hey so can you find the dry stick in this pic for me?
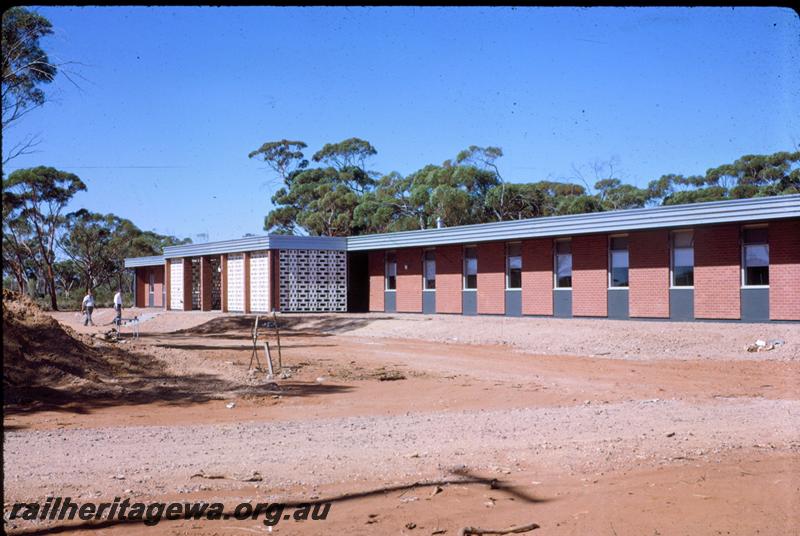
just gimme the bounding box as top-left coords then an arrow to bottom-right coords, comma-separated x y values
249,315 -> 262,370
458,523 -> 540,536
263,341 -> 275,378
273,311 -> 282,369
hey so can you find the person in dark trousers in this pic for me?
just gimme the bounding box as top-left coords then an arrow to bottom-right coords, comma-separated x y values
81,290 -> 95,326
113,289 -> 123,326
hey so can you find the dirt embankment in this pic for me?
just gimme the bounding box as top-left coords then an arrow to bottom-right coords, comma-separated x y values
2,290 -> 160,406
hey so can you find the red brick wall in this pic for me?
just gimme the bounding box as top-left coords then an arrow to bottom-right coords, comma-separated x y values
164,261 -> 171,310
436,245 -> 463,313
629,230 -> 670,318
572,235 -> 608,317
522,238 -> 553,315
396,248 -> 422,312
477,242 -> 505,315
368,251 -> 385,312
694,224 -> 740,319
769,219 -> 800,321
243,252 -> 251,314
220,254 -> 228,312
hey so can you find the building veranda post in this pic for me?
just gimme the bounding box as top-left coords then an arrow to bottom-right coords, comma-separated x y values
125,195 -> 800,323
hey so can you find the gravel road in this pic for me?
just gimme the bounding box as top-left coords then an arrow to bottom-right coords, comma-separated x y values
6,398 -> 799,501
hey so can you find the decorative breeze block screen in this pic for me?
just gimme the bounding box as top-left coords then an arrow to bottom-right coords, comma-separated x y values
190,258 -> 201,310
249,251 -> 270,312
227,253 -> 245,312
279,249 -> 347,312
169,260 -> 183,309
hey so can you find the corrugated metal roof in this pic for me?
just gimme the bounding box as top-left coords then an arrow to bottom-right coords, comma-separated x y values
345,194 -> 800,251
124,255 -> 164,268
160,234 -> 347,259
124,195 -> 800,265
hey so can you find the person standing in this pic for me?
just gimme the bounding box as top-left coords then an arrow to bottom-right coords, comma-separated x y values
81,290 -> 95,326
113,289 -> 123,326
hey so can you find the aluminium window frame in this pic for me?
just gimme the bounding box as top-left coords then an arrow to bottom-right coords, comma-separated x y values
607,234 -> 630,290
669,228 -> 695,289
463,245 -> 478,291
505,241 -> 523,290
553,238 -> 573,290
385,250 -> 397,292
422,248 -> 436,292
740,224 -> 770,289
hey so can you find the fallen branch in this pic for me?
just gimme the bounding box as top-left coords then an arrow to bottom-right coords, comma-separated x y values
458,522 -> 540,536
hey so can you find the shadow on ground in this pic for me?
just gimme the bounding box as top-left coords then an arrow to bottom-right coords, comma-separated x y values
9,468 -> 550,535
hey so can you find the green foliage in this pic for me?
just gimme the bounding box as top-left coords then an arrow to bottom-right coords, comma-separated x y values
3,166 -> 86,309
2,7 -> 57,128
253,140 -> 799,236
247,139 -> 308,180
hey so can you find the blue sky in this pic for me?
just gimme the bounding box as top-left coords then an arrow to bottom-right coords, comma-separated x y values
5,6 -> 798,241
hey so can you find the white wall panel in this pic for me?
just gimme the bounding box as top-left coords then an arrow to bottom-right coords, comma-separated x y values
169,260 -> 184,310
227,253 -> 245,312
249,251 -> 270,312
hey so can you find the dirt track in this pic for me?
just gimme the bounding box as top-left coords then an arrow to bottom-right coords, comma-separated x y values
4,310 -> 800,535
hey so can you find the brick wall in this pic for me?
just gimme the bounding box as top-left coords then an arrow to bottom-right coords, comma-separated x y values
436,245 -> 463,313
629,230 -> 670,318
694,224 -> 740,319
396,247 -> 422,312
521,238 -> 553,315
164,261 -> 171,310
368,251 -> 384,312
769,219 -> 800,321
477,242 -> 505,315
572,235 -> 608,317
243,252 -> 251,314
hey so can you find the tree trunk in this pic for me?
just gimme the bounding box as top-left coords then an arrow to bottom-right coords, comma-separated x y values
45,260 -> 58,310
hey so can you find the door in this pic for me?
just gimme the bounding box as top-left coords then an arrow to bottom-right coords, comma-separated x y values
148,271 -> 155,307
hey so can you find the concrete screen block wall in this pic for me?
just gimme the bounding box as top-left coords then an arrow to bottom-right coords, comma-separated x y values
368,251 -> 385,312
435,245 -> 463,314
477,242 -> 505,315
200,257 -> 213,311
572,234 -> 608,317
769,219 -> 800,320
249,250 -> 271,312
694,224 -> 740,319
278,249 -> 347,312
182,258 -> 193,311
522,238 -> 553,316
169,260 -> 184,310
396,247 -> 422,313
629,230 -> 670,318
227,253 -> 245,312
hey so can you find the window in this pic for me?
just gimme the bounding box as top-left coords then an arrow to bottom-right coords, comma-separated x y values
555,239 -> 572,288
423,249 -> 436,290
506,242 -> 522,289
742,227 -> 769,286
463,246 -> 478,289
385,251 -> 397,290
671,230 -> 694,287
609,236 -> 629,288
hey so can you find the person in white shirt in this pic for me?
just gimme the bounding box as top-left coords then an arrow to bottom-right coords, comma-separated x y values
81,290 -> 95,326
113,289 -> 123,326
